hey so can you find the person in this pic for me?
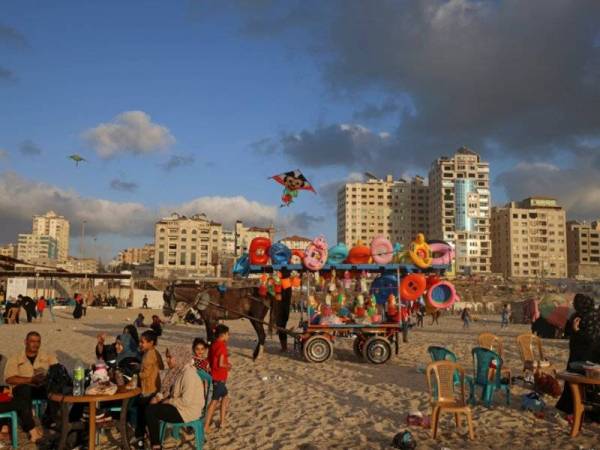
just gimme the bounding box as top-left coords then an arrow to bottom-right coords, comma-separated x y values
461,307 -> 471,328
192,338 -> 210,374
150,315 -> 163,337
400,304 -> 410,343
4,331 -> 58,427
0,386 -> 43,443
430,309 -> 441,325
134,313 -> 145,328
145,346 -> 205,450
500,304 -> 510,328
47,297 -> 56,322
142,295 -> 149,309
134,330 -> 164,449
205,324 -> 231,432
416,303 -> 425,328
18,295 -> 37,323
36,296 -> 46,322
275,269 -> 293,352
96,325 -> 140,367
115,334 -> 141,377
73,293 -> 83,319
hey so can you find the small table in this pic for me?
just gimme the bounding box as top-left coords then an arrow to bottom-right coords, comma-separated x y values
49,387 -> 140,450
556,371 -> 600,437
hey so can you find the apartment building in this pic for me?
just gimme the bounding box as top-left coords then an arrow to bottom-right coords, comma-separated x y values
429,147 -> 491,274
0,244 -> 16,258
491,197 -> 567,279
221,229 -> 236,255
119,244 -> 155,265
337,175 -> 429,248
234,221 -> 275,257
566,220 -> 600,279
57,257 -> 99,274
17,234 -> 58,263
154,213 -> 223,279
32,211 -> 70,261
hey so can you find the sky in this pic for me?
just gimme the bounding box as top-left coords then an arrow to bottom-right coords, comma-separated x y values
1,0 -> 599,262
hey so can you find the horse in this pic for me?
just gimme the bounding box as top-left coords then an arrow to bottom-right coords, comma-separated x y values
163,282 -> 287,360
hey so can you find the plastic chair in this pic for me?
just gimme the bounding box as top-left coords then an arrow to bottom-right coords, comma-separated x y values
427,346 -> 457,362
0,410 -> 18,449
426,360 -> 475,440
469,347 -> 510,407
477,333 -> 512,384
32,399 -> 45,417
159,371 -> 212,450
516,334 -> 554,376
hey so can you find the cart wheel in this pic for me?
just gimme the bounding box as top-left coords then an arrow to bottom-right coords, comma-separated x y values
362,336 -> 392,364
303,335 -> 334,363
353,336 -> 365,358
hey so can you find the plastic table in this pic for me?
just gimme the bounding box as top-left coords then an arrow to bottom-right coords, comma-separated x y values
556,371 -> 600,437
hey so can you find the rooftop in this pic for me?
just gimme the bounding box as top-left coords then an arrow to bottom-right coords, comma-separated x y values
281,235 -> 311,242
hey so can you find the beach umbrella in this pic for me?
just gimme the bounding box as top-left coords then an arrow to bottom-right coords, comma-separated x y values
546,305 -> 574,329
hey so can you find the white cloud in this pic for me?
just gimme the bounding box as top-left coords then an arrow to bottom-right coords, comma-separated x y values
83,111 -> 175,158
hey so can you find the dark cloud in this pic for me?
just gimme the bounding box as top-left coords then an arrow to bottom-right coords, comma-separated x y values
19,139 -> 41,156
250,137 -> 277,155
0,24 -> 29,49
352,98 -> 400,121
318,172 -> 365,207
161,154 -> 195,171
110,178 -> 139,193
0,66 -> 16,82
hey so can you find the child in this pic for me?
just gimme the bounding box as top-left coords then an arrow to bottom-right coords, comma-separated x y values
192,338 -> 210,374
135,330 -> 164,448
205,324 -> 231,432
36,296 -> 46,321
134,313 -> 145,328
150,315 -> 163,337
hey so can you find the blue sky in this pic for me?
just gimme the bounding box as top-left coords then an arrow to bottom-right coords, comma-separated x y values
1,1 -> 599,261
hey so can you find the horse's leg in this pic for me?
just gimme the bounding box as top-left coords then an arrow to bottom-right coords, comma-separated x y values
277,288 -> 292,352
250,315 -> 266,360
204,315 -> 214,343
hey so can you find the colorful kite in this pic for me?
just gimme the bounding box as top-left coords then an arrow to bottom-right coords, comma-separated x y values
270,169 -> 316,207
68,154 -> 86,167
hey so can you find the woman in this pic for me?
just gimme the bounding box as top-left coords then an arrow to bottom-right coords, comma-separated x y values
556,294 -> 599,414
96,325 -> 140,367
145,346 -> 205,449
115,334 -> 141,378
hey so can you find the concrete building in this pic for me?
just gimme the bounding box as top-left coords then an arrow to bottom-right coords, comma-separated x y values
491,197 -> 567,279
119,244 -> 155,265
0,244 -> 16,258
280,235 -> 312,250
220,229 -> 236,255
57,257 -> 99,274
429,147 -> 491,274
153,213 -> 223,279
234,221 -> 275,257
337,174 -> 429,248
32,211 -> 70,261
17,234 -> 58,263
566,220 -> 600,279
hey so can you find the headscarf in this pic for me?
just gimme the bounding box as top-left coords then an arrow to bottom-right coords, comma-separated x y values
159,345 -> 192,398
573,293 -> 595,316
116,334 -> 140,363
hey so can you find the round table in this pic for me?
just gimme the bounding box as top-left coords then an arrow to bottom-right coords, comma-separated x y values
556,371 -> 600,437
49,387 -> 141,450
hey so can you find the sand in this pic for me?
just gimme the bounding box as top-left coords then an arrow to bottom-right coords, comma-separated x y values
1,307 -> 599,450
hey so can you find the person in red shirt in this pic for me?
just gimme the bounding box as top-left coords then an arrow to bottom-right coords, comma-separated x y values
205,324 -> 231,433
36,296 -> 46,322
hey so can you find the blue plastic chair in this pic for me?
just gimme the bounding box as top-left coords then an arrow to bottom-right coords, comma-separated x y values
427,346 -> 457,362
0,410 -> 18,449
32,399 -> 45,417
159,371 -> 212,450
469,347 -> 510,407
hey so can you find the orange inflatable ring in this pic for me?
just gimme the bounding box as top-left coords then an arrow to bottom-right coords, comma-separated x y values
400,274 -> 426,301
249,237 -> 271,265
291,249 -> 305,264
371,236 -> 393,264
347,243 -> 372,264
408,233 -> 432,269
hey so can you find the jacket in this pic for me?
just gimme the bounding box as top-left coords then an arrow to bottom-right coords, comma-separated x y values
165,364 -> 205,423
140,348 -> 164,395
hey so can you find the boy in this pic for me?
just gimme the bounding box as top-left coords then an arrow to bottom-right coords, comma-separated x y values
205,324 -> 231,432
135,330 -> 164,448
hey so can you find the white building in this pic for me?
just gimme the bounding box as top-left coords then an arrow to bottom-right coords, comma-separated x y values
17,234 -> 58,263
32,211 -> 70,261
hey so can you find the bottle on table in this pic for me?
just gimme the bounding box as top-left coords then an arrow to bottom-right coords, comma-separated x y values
73,360 -> 85,396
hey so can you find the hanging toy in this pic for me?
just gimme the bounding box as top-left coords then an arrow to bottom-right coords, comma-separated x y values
360,271 -> 368,293
325,294 -> 332,307
354,294 -> 366,318
258,274 -> 268,297
343,270 -> 352,290
387,294 -> 399,321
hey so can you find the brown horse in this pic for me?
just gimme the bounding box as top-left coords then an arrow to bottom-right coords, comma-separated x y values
162,282 -> 278,359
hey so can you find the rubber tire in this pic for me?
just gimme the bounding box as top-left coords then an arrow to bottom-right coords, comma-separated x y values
303,335 -> 334,363
353,337 -> 365,358
362,336 -> 392,364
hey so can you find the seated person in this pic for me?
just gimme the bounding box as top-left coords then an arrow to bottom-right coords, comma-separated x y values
150,315 -> 163,337
96,324 -> 140,368
145,346 -> 205,450
114,334 -> 141,379
134,314 -> 145,328
0,386 -> 43,443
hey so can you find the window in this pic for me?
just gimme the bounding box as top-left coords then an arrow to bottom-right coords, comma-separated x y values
158,252 -> 164,265
180,253 -> 186,265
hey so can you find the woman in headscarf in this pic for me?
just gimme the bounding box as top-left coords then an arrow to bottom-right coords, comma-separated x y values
556,293 -> 599,414
145,345 -> 205,449
115,334 -> 141,378
96,324 -> 141,368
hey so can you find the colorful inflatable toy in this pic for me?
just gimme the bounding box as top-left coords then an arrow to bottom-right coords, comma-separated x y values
327,243 -> 349,265
249,237 -> 271,265
269,242 -> 292,266
428,240 -> 454,266
290,249 -> 305,264
400,273 -> 427,302
303,236 -> 328,271
233,253 -> 250,276
371,236 -> 393,264
426,280 -> 457,309
408,233 -> 432,269
347,241 -> 372,264
370,274 -> 398,305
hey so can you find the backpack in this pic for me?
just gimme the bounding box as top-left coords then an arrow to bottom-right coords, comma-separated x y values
46,363 -> 73,395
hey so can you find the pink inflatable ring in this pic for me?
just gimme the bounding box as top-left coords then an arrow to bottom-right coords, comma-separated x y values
426,281 -> 457,309
303,236 -> 328,271
428,241 -> 454,266
371,236 -> 393,265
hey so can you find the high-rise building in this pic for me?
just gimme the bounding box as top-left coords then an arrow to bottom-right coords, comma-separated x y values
566,220 -> 600,279
32,211 -> 70,261
220,229 -> 236,255
154,213 -> 223,279
491,197 -> 567,279
118,244 -> 155,265
0,244 -> 16,258
234,221 -> 275,257
337,175 -> 429,248
429,147 -> 491,274
17,234 -> 58,263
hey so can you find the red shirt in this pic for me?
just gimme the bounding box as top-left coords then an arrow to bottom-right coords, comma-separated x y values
37,299 -> 46,311
209,339 -> 229,382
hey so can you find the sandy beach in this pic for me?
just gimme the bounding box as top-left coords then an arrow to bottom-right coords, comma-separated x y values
1,307 -> 599,450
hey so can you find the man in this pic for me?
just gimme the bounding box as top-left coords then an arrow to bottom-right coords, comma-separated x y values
142,295 -> 149,309
5,331 -> 58,423
18,294 -> 37,323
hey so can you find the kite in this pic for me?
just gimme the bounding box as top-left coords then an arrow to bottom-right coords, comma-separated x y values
270,169 -> 316,207
68,154 -> 86,167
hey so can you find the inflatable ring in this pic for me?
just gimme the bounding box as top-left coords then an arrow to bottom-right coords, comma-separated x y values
408,233 -> 432,268
400,274 -> 426,301
347,242 -> 372,264
426,281 -> 457,309
327,243 -> 349,265
269,242 -> 292,266
249,237 -> 271,265
428,240 -> 454,266
303,236 -> 328,271
290,249 -> 305,264
371,236 -> 393,264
